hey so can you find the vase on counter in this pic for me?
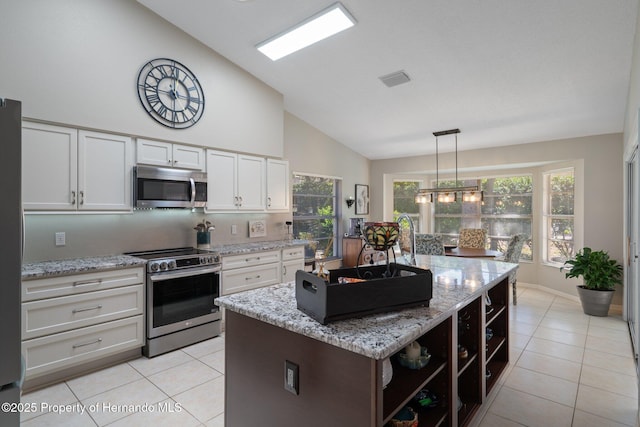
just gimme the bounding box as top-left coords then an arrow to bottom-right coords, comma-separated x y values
197,231 -> 211,250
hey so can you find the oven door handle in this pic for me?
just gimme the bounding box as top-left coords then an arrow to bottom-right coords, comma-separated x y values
149,266 -> 221,282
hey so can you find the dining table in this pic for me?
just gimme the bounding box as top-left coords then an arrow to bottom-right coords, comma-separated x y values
444,246 -> 503,258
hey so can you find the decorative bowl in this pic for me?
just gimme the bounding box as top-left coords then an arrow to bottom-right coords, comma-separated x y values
397,351 -> 431,370
364,222 -> 400,250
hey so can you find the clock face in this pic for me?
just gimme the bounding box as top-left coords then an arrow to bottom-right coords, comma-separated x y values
137,58 -> 205,129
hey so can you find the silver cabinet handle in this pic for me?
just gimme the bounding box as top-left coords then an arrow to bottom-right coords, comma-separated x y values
79,191 -> 84,205
283,266 -> 287,275
71,190 -> 76,205
72,304 -> 102,314
267,196 -> 272,207
245,275 -> 261,280
72,338 -> 102,349
73,279 -> 103,287
245,256 -> 260,262
238,196 -> 243,206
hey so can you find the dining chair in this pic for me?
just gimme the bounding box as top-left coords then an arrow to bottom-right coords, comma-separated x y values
499,234 -> 528,305
415,233 -> 445,255
457,228 -> 487,249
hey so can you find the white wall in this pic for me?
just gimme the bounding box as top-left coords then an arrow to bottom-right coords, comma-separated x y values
284,112 -> 370,235
0,0 -> 283,157
371,133 -> 624,301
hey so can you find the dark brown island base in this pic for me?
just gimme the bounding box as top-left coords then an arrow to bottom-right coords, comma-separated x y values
216,255 -> 517,427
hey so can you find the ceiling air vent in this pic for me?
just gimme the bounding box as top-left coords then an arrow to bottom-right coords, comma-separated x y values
379,70 -> 411,88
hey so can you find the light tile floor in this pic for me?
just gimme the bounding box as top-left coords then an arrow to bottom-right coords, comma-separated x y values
474,287 -> 639,427
19,287 -> 639,426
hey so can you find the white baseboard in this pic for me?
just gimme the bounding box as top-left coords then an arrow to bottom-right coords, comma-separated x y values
516,282 -> 623,315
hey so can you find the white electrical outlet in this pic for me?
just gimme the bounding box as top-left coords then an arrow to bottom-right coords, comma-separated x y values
55,232 -> 66,246
231,224 -> 237,235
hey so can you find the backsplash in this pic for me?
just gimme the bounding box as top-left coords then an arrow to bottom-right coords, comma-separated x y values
24,210 -> 292,263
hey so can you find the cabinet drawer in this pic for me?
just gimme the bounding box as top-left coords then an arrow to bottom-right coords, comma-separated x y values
222,250 -> 281,270
22,285 -> 144,340
22,316 -> 143,379
222,263 -> 281,295
282,246 -> 305,261
22,267 -> 144,301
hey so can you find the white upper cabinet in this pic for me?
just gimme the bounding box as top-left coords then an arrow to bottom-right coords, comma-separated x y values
266,159 -> 290,211
237,154 -> 265,210
23,122 -> 78,210
78,131 -> 133,211
22,122 -> 132,211
206,150 -> 265,211
136,138 -> 204,171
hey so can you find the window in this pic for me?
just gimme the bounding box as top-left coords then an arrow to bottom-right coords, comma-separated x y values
433,176 -> 533,260
292,174 -> 341,259
543,168 -> 574,265
393,180 -> 421,230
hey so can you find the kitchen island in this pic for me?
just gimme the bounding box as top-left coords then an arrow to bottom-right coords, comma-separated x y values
215,255 -> 517,427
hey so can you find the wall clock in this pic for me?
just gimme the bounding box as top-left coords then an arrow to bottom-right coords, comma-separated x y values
137,58 -> 205,129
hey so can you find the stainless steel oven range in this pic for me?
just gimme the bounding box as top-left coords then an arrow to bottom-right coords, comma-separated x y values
125,247 -> 221,357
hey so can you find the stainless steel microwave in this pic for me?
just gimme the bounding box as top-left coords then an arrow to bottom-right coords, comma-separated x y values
134,165 -> 207,209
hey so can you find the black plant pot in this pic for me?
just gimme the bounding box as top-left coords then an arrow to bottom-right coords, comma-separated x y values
576,286 -> 614,317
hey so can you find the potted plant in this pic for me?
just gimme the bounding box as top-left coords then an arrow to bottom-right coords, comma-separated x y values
561,247 -> 623,316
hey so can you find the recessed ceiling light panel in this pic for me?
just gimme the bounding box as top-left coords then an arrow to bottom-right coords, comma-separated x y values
256,2 -> 356,61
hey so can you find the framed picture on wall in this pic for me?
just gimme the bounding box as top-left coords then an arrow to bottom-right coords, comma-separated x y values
355,184 -> 369,215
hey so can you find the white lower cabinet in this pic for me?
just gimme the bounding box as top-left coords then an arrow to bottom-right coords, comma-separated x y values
21,267 -> 144,380
22,285 -> 144,340
221,247 -> 306,294
281,246 -> 304,282
221,250 -> 281,295
22,316 -> 143,379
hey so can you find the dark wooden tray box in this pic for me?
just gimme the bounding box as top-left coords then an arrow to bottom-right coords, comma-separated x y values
295,263 -> 432,324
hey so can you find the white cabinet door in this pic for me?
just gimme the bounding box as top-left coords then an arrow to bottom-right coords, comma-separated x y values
206,150 -> 238,210
22,122 -> 78,210
172,145 -> 204,170
79,131 -> 132,211
282,259 -> 304,283
266,159 -> 289,211
237,154 -> 265,210
137,139 -> 204,170
206,150 -> 265,211
136,139 -> 172,167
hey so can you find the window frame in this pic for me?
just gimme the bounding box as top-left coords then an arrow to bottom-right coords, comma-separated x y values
432,175 -> 534,261
291,172 -> 342,261
542,167 -> 575,266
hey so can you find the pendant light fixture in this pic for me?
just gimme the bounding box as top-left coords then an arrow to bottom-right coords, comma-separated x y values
414,129 -> 483,204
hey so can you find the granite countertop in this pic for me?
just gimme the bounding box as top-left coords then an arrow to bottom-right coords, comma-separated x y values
21,239 -> 308,280
22,255 -> 147,280
211,239 -> 307,256
215,255 -> 517,360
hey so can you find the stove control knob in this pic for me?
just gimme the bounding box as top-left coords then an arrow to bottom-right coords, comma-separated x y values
149,262 -> 159,272
168,260 -> 177,270
207,256 -> 214,264
159,261 -> 168,271
213,255 -> 220,263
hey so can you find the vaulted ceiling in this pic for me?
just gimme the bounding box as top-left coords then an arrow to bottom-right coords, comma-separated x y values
138,0 -> 638,160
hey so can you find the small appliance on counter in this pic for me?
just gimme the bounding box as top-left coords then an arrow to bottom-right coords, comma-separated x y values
348,217 -> 364,236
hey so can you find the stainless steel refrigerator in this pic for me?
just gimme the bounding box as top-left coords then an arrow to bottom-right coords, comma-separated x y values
0,98 -> 23,426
